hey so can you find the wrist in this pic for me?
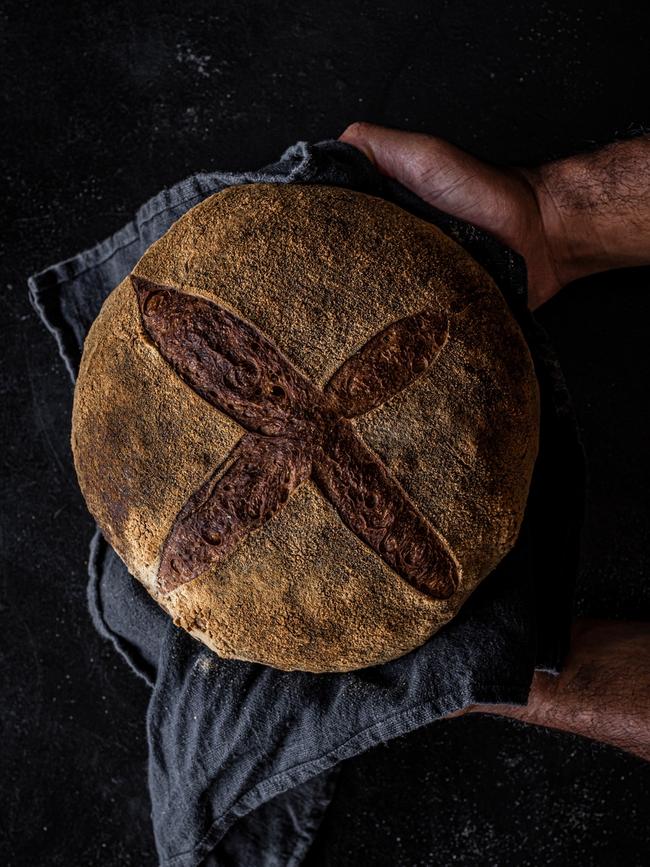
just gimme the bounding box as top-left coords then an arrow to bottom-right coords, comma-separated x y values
521,136 -> 650,287
519,161 -> 611,287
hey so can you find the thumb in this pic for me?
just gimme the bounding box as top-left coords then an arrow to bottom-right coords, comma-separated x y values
339,122 -> 514,236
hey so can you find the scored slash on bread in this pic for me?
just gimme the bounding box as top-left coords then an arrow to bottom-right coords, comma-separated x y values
132,274 -> 460,600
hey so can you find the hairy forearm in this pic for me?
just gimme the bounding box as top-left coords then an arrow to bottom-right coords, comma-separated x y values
523,136 -> 650,286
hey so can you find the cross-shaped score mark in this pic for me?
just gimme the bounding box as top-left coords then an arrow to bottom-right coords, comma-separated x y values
132,275 -> 460,600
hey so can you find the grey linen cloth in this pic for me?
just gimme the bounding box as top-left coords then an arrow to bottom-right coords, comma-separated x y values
28,140 -> 585,867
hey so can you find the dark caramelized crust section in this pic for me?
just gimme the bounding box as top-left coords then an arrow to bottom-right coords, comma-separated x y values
313,422 -> 458,599
132,275 -> 460,598
133,276 -> 329,438
158,433 -> 313,592
325,307 -> 449,417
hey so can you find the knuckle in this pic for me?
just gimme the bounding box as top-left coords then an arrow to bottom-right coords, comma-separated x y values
342,121 -> 370,139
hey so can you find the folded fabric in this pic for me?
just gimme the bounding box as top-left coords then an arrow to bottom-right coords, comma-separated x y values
28,140 -> 585,867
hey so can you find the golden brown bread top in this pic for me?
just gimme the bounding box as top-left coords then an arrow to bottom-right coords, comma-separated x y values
71,183 -> 540,672
133,275 -> 459,600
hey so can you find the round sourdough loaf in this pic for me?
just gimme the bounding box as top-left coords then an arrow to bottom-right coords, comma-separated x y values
71,183 -> 539,672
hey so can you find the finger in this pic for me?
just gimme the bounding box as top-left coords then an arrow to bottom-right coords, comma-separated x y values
339,122 -> 513,234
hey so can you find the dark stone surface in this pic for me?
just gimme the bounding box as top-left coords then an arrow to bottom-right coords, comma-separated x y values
1,1 -> 648,864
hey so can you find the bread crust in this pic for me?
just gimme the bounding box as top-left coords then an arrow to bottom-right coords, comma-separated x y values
71,183 -> 539,672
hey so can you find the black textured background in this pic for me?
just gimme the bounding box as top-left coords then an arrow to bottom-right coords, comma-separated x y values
2,2 -> 650,865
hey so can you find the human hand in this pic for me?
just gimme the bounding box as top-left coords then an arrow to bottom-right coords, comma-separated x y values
339,122 -> 561,309
469,619 -> 650,763
339,123 -> 650,309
